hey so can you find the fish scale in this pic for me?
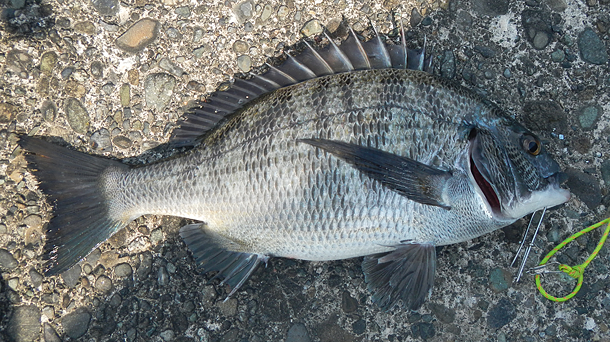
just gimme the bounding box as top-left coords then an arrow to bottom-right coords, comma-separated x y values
19,27 -> 569,310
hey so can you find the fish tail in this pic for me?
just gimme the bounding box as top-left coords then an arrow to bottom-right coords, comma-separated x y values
18,136 -> 130,276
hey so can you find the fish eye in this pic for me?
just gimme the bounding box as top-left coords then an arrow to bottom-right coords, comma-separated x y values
522,135 -> 541,155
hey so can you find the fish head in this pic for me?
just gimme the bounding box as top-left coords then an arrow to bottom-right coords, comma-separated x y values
468,118 -> 570,222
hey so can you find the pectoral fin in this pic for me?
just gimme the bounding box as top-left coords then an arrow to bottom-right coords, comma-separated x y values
180,224 -> 268,296
299,139 -> 452,209
362,242 -> 437,310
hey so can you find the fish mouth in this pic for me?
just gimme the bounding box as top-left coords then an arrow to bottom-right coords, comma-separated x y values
470,153 -> 501,213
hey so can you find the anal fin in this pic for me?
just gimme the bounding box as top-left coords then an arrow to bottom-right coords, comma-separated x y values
362,243 -> 436,310
179,224 -> 268,296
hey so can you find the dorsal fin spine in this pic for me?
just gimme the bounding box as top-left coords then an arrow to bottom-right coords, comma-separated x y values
324,32 -> 354,71
302,40 -> 334,75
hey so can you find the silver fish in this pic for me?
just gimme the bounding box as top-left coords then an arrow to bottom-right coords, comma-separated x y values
19,26 -> 570,310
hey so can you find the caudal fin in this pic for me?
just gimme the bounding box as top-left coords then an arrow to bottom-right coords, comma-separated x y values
18,136 -> 129,276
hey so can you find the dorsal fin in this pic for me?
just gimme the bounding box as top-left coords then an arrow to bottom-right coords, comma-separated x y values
170,23 -> 432,147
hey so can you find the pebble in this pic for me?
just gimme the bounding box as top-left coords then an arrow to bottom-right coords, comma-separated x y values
91,129 -> 112,151
578,27 -> 609,65
234,0 -> 254,22
43,323 -> 61,342
487,298 -> 516,329
7,305 -> 40,342
160,330 -> 175,341
113,135 -> 132,149
95,275 -> 113,293
61,265 -> 81,288
175,6 -> 191,17
286,323 -> 311,342
120,83 -> 130,107
411,322 -> 435,339
159,58 -> 185,77
42,306 -> 54,319
166,27 -> 182,41
301,19 -> 323,37
217,297 -> 237,316
144,73 -> 176,111
488,267 -> 511,292
236,55 -> 252,72
565,168 -> 601,209
0,224 -> 6,234
474,46 -> 496,58
158,266 -> 169,286
522,9 -> 553,50
23,214 -> 42,228
0,103 -> 17,123
232,40 -> 248,54
91,0 -> 119,16
522,101 -> 568,133
39,51 -> 58,74
578,104 -> 601,130
5,50 -> 31,78
472,0 -> 508,16
91,60 -> 104,79
0,249 -> 18,270
8,277 -> 19,290
428,303 -> 456,324
41,100 -> 57,121
29,268 -> 43,287
62,308 -> 91,339
115,263 -> 133,277
352,319 -> 366,335
64,97 -> 90,134
341,291 -> 358,313
601,160 -> 610,185
61,66 -> 74,79
137,251 -> 153,279
116,18 -> 160,53
260,4 -> 272,21
74,21 -> 96,35
546,227 -> 561,243
551,49 -> 565,62
410,7 -> 423,26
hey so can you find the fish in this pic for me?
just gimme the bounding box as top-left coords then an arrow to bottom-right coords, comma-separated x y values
18,24 -> 570,310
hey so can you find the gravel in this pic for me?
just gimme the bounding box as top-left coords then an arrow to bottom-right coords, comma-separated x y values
2,0 -> 610,341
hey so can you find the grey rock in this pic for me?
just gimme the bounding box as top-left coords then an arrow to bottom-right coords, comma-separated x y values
137,251 -> 153,279
474,46 -> 496,58
43,323 -> 61,342
159,58 -> 185,77
113,135 -> 132,149
61,66 -> 74,79
95,274 -> 113,293
115,263 -> 133,277
175,6 -> 191,18
0,249 -> 18,270
429,303 -> 456,323
236,55 -> 252,72
578,27 -> 608,65
234,0 -> 254,22
577,104 -> 602,130
286,323 -> 311,342
440,50 -> 456,79
487,298 -> 516,328
601,159 -> 610,185
341,291 -> 358,313
547,0 -> 567,11
7,305 -> 40,342
5,50 -> 32,78
488,267 -> 511,292
546,227 -> 561,243
158,266 -> 169,286
61,264 -> 81,288
301,19 -> 323,37
23,214 -> 42,227
411,322 -> 435,339
91,129 -> 112,151
565,168 -> 602,209
91,0 -> 119,16
522,101 -> 568,133
551,49 -> 565,62
522,9 -> 553,50
40,51 -> 58,74
41,100 -> 57,121
166,27 -> 183,41
144,73 -> 176,111
352,319 -> 366,335
91,60 -> 104,79
30,268 -> 43,287
473,0 -> 509,16
232,40 -> 248,54
64,98 -> 90,134
410,7 -> 423,27
62,307 -> 91,339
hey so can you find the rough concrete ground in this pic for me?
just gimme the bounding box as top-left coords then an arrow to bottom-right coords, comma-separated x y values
1,0 -> 610,341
